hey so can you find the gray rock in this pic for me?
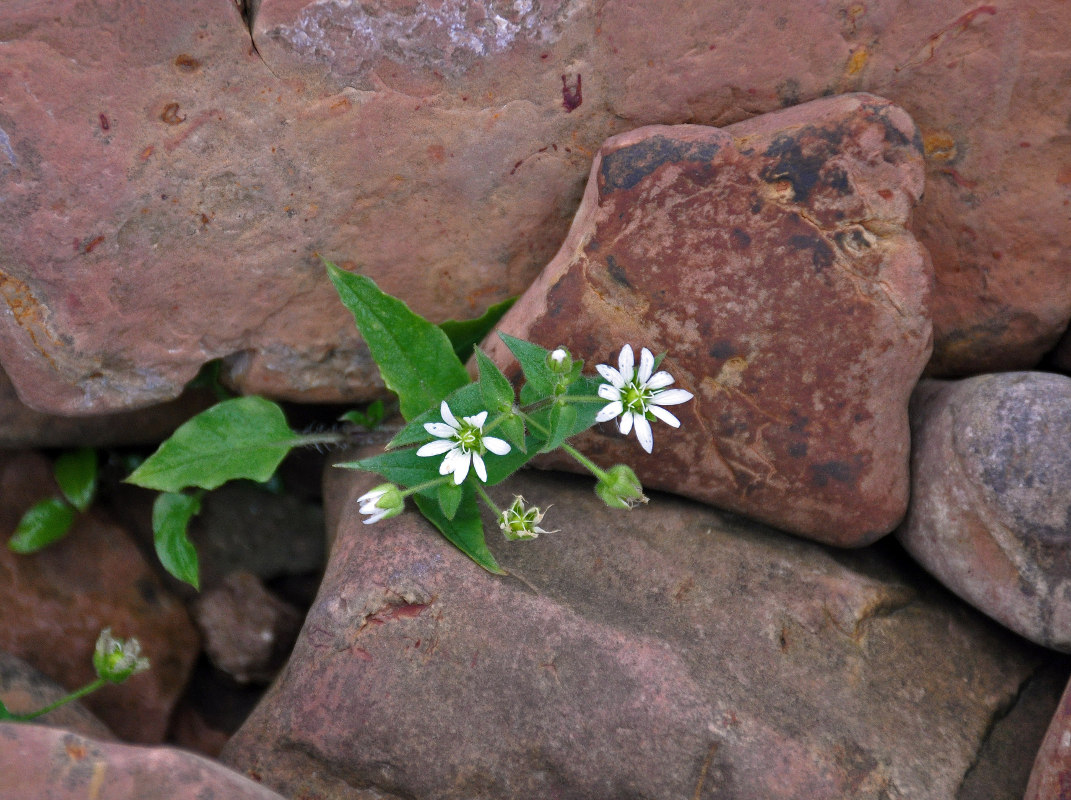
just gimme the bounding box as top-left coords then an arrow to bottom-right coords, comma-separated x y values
0,651 -> 114,740
221,466 -> 1046,799
897,373 -> 1071,651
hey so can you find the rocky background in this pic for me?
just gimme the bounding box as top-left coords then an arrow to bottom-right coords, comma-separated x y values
1,1 -> 1070,798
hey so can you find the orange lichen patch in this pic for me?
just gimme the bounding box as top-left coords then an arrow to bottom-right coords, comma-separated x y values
0,271 -> 61,366
846,48 -> 869,76
923,131 -> 957,161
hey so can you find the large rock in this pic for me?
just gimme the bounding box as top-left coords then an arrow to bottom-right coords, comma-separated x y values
221,466 -> 1047,799
0,452 -> 200,742
0,723 -> 288,800
897,373 -> 1071,652
0,1 -> 1068,414
487,93 -> 930,546
0,651 -> 114,740
1026,674 -> 1071,800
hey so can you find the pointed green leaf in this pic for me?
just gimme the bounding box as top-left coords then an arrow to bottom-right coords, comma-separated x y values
8,498 -> 76,554
541,402 -> 578,453
54,448 -> 97,512
438,296 -> 517,363
152,492 -> 202,589
496,413 -> 527,454
125,396 -> 299,492
340,399 -> 385,429
0,699 -> 14,720
475,347 -> 515,413
413,491 -> 504,574
437,481 -> 463,520
326,261 -> 468,420
498,333 -> 556,398
385,382 -> 483,449
336,447 -> 445,494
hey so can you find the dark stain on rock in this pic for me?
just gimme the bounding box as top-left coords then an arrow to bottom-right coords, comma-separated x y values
789,234 -> 835,272
605,255 -> 631,287
599,136 -> 722,194
174,54 -> 201,73
730,228 -> 751,249
826,165 -> 851,194
160,103 -> 186,125
561,74 -> 582,112
835,228 -> 871,253
787,442 -> 808,458
777,78 -> 801,107
809,459 -> 859,487
760,133 -> 830,202
709,339 -> 737,359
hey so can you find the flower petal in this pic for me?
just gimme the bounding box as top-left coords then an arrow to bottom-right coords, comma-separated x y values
619,411 -> 634,436
466,411 -> 488,428
596,363 -> 625,388
424,422 -> 456,438
646,371 -> 675,390
638,347 -> 654,383
440,400 -> 459,429
618,344 -> 635,382
595,401 -> 623,423
472,452 -> 487,482
483,436 -> 511,455
363,507 -> 389,524
633,414 -> 654,453
439,448 -> 461,476
417,439 -> 456,457
650,404 -> 681,427
452,450 -> 473,484
598,383 -> 621,401
652,388 -> 694,406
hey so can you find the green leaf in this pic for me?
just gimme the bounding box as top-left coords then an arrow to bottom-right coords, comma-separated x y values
542,402 -> 578,453
498,333 -> 556,399
8,498 -> 76,554
326,261 -> 469,420
0,699 -> 14,721
386,382 -> 484,450
125,396 -> 299,492
336,446 -> 445,495
340,399 -> 385,429
475,347 -> 515,413
438,296 -> 517,364
437,482 -> 463,520
413,491 -> 504,574
152,492 -> 202,589
53,448 -> 97,512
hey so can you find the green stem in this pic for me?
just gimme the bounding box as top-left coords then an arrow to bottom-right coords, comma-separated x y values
6,677 -> 108,722
473,483 -> 503,518
520,410 -> 551,437
561,443 -> 609,482
400,476 -> 452,498
292,432 -> 348,447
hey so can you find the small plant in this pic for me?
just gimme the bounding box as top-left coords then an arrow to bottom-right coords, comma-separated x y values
8,448 -> 97,555
0,628 -> 149,723
123,260 -> 692,581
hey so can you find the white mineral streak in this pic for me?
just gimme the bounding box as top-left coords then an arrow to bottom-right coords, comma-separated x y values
272,0 -> 570,78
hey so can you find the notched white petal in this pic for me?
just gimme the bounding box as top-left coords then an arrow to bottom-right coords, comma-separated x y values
652,388 -> 693,406
598,383 -> 620,401
638,347 -> 654,383
440,401 -> 459,428
472,452 -> 488,482
619,412 -> 634,436
466,411 -> 488,427
650,404 -> 681,427
596,364 -> 625,388
483,436 -> 512,455
618,344 -> 635,381
417,439 -> 456,457
646,371 -> 675,390
452,450 -> 472,484
424,422 -> 456,438
595,401 -> 623,423
633,415 -> 654,453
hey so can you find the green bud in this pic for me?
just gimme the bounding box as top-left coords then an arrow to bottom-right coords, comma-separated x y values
546,347 -> 573,375
595,464 -> 648,510
498,495 -> 554,540
357,483 -> 405,524
93,628 -> 150,684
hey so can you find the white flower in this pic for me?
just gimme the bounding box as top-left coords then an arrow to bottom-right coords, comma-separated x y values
498,495 -> 555,540
356,483 -> 404,524
594,344 -> 694,453
93,628 -> 150,683
416,401 -> 512,484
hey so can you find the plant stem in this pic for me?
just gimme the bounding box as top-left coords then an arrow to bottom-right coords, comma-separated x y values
401,476 -> 452,498
292,432 -> 348,448
5,677 -> 108,722
474,483 -> 503,517
561,443 -> 609,482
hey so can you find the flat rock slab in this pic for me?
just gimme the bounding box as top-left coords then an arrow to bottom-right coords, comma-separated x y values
0,652 -> 114,740
1026,674 -> 1071,800
0,452 -> 200,742
0,723 -> 287,800
487,93 -> 930,546
897,373 -> 1071,651
221,466 -> 1045,800
0,1 -> 1069,414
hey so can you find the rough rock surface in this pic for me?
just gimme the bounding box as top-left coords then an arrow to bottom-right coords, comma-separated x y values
1026,674 -> 1071,800
193,571 -> 303,684
0,452 -> 200,742
487,93 -> 930,546
897,373 -> 1071,652
0,651 -> 114,740
1,1 -> 1068,414
221,466 -> 1045,800
0,723 -> 288,800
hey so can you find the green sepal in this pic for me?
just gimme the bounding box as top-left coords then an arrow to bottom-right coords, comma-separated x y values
152,492 -> 202,589
125,396 -> 299,492
437,481 -> 463,520
326,261 -> 468,421
53,448 -> 97,512
8,498 -> 76,554
413,491 -> 504,575
438,296 -> 517,364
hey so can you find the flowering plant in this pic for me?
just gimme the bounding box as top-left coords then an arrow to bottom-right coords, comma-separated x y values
125,261 -> 691,581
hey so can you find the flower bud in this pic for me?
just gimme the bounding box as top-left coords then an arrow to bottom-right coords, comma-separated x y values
93,628 -> 150,684
357,483 -> 405,524
546,347 -> 573,374
595,464 -> 648,509
498,495 -> 554,540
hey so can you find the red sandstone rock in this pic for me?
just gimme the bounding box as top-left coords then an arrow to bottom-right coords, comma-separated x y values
1026,676 -> 1071,800
896,374 -> 1071,652
0,651 -> 114,740
0,0 -> 1067,414
0,452 -> 200,742
220,464 -> 1045,800
486,93 -> 930,546
0,723 -> 288,800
